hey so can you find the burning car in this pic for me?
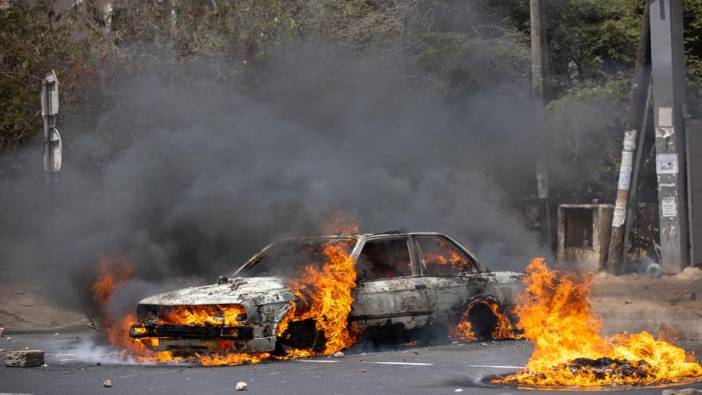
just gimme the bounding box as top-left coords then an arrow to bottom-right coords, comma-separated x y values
129,231 -> 522,355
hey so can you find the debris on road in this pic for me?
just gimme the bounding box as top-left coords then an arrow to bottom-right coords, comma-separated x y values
333,351 -> 344,358
4,350 -> 45,367
235,381 -> 248,391
103,379 -> 113,388
662,388 -> 702,395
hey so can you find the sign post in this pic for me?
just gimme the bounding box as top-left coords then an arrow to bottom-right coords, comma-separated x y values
41,70 -> 62,179
41,71 -> 61,267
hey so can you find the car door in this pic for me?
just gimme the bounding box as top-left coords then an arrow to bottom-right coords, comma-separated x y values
350,236 -> 433,330
412,234 -> 488,322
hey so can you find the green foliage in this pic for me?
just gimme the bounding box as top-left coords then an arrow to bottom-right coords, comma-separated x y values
546,80 -> 630,201
413,31 -> 530,95
3,0 -> 702,204
544,0 -> 642,80
684,0 -> 702,99
0,0 -> 89,148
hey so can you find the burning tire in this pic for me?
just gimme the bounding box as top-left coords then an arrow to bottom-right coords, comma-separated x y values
449,296 -> 515,342
275,319 -> 326,354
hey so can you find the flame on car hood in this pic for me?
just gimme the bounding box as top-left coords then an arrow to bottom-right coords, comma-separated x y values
138,277 -> 292,306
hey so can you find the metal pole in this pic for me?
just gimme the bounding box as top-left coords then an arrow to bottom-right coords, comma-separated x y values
530,0 -> 552,251
530,0 -> 548,103
42,79 -> 50,187
606,1 -> 651,273
649,0 -> 689,273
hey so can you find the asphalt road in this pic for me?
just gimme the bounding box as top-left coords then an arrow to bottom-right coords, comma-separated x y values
2,332 -> 702,395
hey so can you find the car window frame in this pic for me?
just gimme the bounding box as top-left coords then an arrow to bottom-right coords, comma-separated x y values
412,234 -> 481,276
354,235 -> 420,282
232,236 -> 361,277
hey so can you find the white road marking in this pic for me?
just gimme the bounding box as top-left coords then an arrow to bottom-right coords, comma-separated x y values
373,361 -> 433,366
295,359 -> 339,363
466,364 -> 524,369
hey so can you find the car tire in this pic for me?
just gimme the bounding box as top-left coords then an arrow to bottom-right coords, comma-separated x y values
452,295 -> 504,341
275,319 -> 326,355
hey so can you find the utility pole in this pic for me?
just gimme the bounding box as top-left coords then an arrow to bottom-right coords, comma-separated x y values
530,0 -> 548,103
606,1 -> 651,273
649,0 -> 689,273
530,0 -> 552,250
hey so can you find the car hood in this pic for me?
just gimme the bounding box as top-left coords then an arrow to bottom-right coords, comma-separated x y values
138,276 -> 292,306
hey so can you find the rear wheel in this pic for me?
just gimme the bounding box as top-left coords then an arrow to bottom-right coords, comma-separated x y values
450,297 -> 505,341
465,302 -> 498,340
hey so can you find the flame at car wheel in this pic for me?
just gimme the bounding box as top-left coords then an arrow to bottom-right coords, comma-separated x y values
449,299 -> 516,342
276,241 -> 359,356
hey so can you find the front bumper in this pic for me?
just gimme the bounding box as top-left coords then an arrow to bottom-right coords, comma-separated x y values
130,323 -> 277,353
130,323 -> 254,340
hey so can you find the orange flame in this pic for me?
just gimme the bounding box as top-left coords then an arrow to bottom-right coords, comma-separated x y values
449,320 -> 477,342
92,257 -> 267,365
493,257 -> 702,387
93,257 -> 134,305
160,305 -> 246,327
279,241 -> 358,355
422,238 -> 471,274
92,257 -> 143,356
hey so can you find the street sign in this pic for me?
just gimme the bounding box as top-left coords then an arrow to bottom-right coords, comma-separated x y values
43,128 -> 62,173
41,71 -> 59,118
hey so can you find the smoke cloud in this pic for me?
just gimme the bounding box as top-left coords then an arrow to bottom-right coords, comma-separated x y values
0,46 -> 548,308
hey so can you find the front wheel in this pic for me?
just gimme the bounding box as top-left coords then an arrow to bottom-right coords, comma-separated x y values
274,319 -> 326,355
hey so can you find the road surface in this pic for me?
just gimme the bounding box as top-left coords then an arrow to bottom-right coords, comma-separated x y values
1,331 -> 701,395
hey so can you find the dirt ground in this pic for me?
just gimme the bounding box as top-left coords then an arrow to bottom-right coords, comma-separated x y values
1,268 -> 701,340
0,283 -> 87,333
592,266 -> 702,341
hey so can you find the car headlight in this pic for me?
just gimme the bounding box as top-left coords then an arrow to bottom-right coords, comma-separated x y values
129,324 -> 149,337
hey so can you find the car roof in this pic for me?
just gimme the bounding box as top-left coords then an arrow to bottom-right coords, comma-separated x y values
235,231 -> 486,275
277,231 -> 448,241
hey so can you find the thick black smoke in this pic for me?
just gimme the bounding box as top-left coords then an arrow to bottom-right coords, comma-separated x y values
0,47 -> 547,308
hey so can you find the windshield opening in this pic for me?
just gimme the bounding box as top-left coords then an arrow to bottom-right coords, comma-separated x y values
236,238 -> 357,278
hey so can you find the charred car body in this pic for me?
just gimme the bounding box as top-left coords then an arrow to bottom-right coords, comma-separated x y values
130,231 -> 522,353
